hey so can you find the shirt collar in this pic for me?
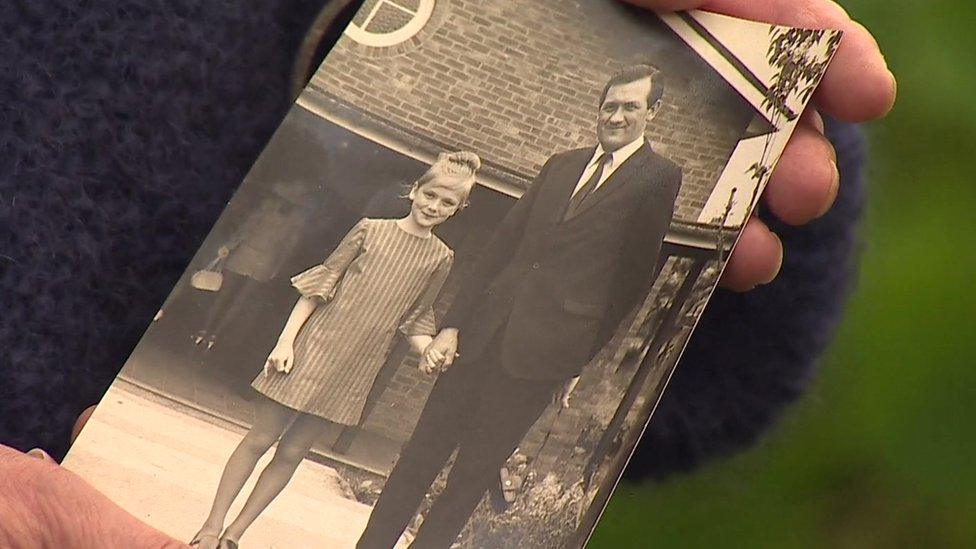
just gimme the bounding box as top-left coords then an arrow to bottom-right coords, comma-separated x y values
592,136 -> 646,170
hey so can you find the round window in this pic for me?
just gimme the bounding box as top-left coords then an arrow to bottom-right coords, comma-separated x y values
344,0 -> 436,48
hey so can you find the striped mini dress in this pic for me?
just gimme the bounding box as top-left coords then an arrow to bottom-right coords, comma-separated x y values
252,218 -> 453,425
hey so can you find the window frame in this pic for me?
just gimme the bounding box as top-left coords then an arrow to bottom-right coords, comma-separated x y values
343,0 -> 437,48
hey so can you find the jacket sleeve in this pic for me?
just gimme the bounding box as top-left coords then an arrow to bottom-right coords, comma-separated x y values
441,157 -> 554,328
290,218 -> 369,302
399,251 -> 455,337
595,163 -> 682,351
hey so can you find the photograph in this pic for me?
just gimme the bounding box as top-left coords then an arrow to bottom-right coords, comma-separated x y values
60,2 -> 839,547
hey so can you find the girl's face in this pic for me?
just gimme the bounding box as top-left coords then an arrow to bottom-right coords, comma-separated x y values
408,181 -> 466,228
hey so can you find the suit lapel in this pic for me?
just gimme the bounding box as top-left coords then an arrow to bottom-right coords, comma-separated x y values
566,143 -> 656,221
548,148 -> 596,226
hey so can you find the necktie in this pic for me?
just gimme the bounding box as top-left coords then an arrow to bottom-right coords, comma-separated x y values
564,152 -> 612,220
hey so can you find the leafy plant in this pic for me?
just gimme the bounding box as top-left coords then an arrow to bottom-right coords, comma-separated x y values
745,26 -> 842,211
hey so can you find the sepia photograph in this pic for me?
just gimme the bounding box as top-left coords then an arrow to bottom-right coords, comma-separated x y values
62,2 -> 839,547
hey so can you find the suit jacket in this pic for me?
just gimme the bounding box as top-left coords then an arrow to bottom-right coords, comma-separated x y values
442,143 -> 682,380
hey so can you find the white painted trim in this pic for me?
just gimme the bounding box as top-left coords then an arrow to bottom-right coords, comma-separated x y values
295,94 -> 526,199
344,0 -> 435,48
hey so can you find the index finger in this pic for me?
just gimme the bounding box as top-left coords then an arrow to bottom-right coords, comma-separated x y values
623,0 -> 896,122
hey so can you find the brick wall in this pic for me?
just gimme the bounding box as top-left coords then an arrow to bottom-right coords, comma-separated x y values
308,0 -> 752,222
301,0 -> 754,464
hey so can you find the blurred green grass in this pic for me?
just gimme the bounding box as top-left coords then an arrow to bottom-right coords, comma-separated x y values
592,2 -> 976,547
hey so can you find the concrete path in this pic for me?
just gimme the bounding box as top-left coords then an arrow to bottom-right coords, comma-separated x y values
63,384 -> 401,548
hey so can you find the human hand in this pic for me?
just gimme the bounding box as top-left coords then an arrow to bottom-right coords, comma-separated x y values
625,0 -> 896,291
554,376 -> 581,409
264,340 -> 295,375
408,336 -> 439,374
0,444 -> 187,549
424,328 -> 459,372
407,335 -> 434,356
418,353 -> 439,375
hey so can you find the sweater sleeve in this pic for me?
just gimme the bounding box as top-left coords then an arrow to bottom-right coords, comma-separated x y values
0,0 -> 867,478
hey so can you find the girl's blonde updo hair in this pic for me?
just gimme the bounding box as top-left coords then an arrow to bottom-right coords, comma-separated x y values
414,151 -> 481,205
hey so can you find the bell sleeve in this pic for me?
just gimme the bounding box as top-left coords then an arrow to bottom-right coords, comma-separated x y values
290,218 -> 369,302
399,251 -> 454,337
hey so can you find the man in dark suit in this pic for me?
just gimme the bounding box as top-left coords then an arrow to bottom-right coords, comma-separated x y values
357,64 -> 682,549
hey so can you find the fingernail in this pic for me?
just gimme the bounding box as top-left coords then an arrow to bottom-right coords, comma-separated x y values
762,229 -> 783,285
810,109 -> 825,134
824,137 -> 837,163
27,448 -> 55,462
887,68 -> 898,105
817,159 -> 840,218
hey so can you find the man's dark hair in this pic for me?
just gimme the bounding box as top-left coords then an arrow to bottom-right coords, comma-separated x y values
598,64 -> 664,108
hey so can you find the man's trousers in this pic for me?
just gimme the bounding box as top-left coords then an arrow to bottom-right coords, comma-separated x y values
357,339 -> 562,548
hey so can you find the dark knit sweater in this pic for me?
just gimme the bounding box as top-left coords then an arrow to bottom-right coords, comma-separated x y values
0,1 -> 865,480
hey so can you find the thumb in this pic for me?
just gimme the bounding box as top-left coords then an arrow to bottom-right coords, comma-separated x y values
1,446 -> 189,549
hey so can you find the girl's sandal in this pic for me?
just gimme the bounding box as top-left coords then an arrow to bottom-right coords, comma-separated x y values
219,537 -> 239,549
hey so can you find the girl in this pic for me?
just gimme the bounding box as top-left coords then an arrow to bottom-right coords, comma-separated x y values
191,151 -> 481,549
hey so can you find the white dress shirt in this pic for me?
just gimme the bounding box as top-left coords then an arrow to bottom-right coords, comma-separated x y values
570,137 -> 646,198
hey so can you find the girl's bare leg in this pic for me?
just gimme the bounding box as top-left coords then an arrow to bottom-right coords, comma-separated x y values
194,397 -> 296,547
220,412 -> 328,542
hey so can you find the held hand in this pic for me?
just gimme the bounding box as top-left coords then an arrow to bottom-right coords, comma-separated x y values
418,354 -> 437,375
625,0 -> 896,291
0,445 -> 188,548
426,329 -> 459,372
265,341 -> 295,376
407,336 -> 441,374
407,335 -> 434,356
424,347 -> 446,371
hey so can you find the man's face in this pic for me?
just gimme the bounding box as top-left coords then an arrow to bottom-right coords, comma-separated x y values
597,77 -> 656,152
